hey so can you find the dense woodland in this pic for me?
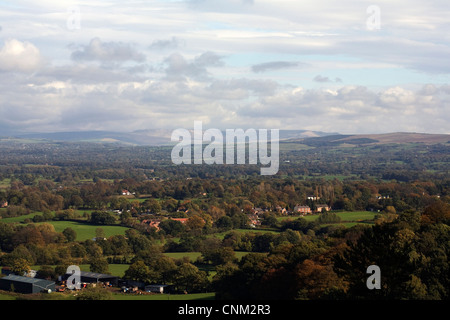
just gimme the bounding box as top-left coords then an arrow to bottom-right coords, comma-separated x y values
0,139 -> 449,299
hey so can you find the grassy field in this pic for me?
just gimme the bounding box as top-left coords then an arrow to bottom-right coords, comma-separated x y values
112,292 -> 215,300
0,290 -> 215,301
0,210 -> 93,224
0,212 -> 41,223
277,211 -> 377,224
37,220 -> 130,241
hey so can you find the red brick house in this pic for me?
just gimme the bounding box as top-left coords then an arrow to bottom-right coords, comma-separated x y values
293,205 -> 312,214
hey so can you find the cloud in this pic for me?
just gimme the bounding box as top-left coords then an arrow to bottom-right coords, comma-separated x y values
149,37 -> 183,51
71,37 -> 145,63
313,75 -> 343,83
0,39 -> 44,73
251,61 -> 300,73
163,51 -> 225,81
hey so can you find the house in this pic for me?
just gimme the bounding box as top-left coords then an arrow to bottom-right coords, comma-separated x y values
0,201 -> 7,208
170,218 -> 188,224
316,204 -> 331,213
293,205 -> 312,214
142,219 -> 161,231
307,196 -> 320,201
275,206 -> 287,215
252,207 -> 265,215
0,274 -> 55,294
122,190 -> 131,196
246,214 -> 261,228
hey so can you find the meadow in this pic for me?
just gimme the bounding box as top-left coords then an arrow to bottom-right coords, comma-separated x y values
39,220 -> 130,241
277,211 -> 377,224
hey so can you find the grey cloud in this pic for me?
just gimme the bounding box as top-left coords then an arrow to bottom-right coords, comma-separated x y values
313,75 -> 332,83
313,75 -> 343,83
164,51 -> 224,81
149,37 -> 183,51
251,61 -> 300,73
71,37 -> 145,63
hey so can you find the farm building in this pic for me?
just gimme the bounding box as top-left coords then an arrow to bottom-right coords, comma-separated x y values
63,271 -> 119,286
0,274 -> 55,294
145,284 -> 171,294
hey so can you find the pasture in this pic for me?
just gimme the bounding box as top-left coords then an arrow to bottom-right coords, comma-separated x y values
37,220 -> 130,241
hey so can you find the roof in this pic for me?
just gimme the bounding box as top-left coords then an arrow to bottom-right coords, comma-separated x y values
0,274 -> 55,286
66,271 -> 118,279
145,284 -> 169,288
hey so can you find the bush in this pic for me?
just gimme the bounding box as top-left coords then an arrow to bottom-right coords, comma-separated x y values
76,286 -> 112,300
317,212 -> 341,224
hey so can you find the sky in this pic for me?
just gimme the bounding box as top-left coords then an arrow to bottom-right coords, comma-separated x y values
0,0 -> 449,135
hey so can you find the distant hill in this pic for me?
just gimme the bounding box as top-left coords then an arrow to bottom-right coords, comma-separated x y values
291,132 -> 450,147
4,129 -> 336,146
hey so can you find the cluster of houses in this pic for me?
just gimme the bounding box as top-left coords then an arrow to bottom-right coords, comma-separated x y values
139,202 -> 332,231
246,203 -> 331,227
141,217 -> 188,232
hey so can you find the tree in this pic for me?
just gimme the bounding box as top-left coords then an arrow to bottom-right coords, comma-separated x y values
124,260 -> 151,283
186,215 -> 206,234
148,256 -> 177,284
159,219 -> 185,236
89,257 -> 109,274
295,259 -> 346,300
36,265 -> 57,281
0,222 -> 15,251
142,198 -> 161,214
95,227 -> 106,240
421,201 -> 450,225
333,216 -> 428,299
62,227 -> 77,242
10,258 -> 31,276
89,211 -> 116,225
173,263 -> 209,293
215,216 -> 233,231
202,246 -> 236,266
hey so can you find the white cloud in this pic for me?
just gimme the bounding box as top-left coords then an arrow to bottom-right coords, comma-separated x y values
0,39 -> 44,73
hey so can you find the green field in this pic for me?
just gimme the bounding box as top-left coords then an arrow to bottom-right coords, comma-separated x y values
0,210 -> 93,224
0,212 -> 41,223
277,211 -> 377,224
112,292 -> 215,300
37,221 -> 130,241
0,290 -> 215,301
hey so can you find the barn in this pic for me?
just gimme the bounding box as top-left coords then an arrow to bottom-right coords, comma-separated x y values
63,271 -> 119,286
0,275 -> 55,294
